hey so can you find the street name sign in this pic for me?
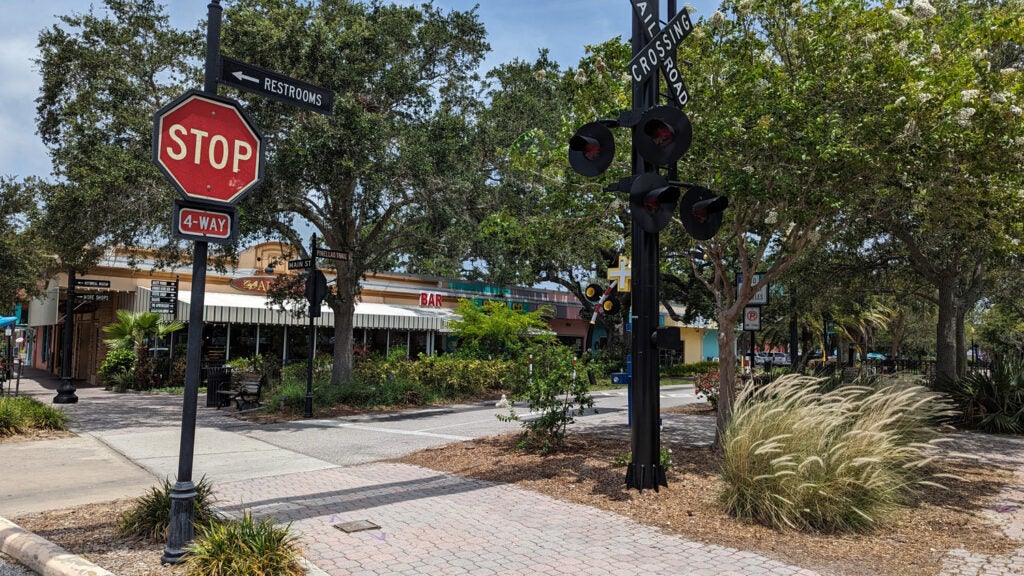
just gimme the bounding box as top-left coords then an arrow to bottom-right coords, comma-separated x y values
317,248 -> 349,261
628,2 -> 692,107
288,258 -> 313,271
75,293 -> 110,302
152,280 -> 178,287
153,90 -> 265,206
220,56 -> 335,116
74,279 -> 110,288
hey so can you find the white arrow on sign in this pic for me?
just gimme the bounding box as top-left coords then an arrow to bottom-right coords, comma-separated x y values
232,70 -> 259,84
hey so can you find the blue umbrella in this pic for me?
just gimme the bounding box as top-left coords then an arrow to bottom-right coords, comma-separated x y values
0,316 -> 16,328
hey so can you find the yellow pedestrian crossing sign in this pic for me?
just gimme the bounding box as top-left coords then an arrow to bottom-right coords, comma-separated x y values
607,256 -> 632,293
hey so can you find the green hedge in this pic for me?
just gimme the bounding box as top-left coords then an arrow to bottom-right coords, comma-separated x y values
663,360 -> 719,378
267,354 -> 524,413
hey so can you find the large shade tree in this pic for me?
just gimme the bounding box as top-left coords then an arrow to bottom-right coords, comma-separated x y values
219,0 -> 490,384
33,0 -> 202,273
0,177 -> 48,313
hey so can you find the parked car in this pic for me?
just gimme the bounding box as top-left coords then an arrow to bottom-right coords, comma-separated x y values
754,352 -> 791,366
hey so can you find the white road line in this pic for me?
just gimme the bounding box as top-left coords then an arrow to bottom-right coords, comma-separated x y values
287,420 -> 473,441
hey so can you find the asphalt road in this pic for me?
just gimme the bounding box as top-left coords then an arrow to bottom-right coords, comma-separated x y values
238,384 -> 701,466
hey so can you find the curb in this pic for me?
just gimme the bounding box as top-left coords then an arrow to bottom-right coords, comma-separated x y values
0,516 -> 114,576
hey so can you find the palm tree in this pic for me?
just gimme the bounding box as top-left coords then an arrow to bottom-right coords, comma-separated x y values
103,310 -> 183,389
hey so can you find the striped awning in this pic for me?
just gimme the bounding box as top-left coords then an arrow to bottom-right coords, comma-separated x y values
135,287 -> 457,330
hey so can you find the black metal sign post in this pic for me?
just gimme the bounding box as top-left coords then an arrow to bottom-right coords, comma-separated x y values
303,235 -> 331,418
53,269 -> 78,404
305,235 -> 319,419
162,0 -> 221,564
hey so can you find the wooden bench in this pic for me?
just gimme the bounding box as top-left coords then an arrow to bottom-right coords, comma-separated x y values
217,373 -> 263,411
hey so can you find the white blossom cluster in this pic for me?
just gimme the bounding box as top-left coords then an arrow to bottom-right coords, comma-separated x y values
913,0 -> 937,19
889,9 -> 910,28
961,89 -> 980,103
956,107 -> 976,127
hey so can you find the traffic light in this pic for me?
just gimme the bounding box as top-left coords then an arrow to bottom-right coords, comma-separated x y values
584,283 -> 604,303
679,185 -> 729,240
635,106 -> 692,166
630,173 -> 681,233
568,122 -> 616,176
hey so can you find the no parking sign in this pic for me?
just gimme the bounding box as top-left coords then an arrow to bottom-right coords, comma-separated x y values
743,306 -> 761,331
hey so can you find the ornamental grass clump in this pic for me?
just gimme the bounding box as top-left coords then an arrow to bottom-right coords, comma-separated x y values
186,511 -> 303,576
0,396 -> 69,436
117,477 -> 218,542
720,373 -> 955,532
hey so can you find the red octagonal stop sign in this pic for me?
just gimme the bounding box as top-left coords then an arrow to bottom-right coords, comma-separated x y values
153,90 -> 264,205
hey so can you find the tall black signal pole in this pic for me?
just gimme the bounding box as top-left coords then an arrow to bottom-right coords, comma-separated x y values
625,1 -> 667,491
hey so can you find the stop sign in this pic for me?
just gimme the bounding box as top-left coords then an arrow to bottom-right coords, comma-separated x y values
153,90 -> 264,205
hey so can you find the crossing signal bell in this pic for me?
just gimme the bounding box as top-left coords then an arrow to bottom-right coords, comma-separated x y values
630,173 -> 681,233
680,185 -> 729,240
636,106 -> 692,166
569,122 -> 616,177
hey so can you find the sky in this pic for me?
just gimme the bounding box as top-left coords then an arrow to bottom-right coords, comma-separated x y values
0,0 -> 719,182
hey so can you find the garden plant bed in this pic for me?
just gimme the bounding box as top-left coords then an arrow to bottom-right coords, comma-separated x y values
4,410 -> 1018,576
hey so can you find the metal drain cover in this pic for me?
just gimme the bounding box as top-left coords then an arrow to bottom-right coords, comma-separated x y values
334,520 -> 380,533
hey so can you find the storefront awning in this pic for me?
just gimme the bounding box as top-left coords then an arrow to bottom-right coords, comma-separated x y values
136,287 -> 457,331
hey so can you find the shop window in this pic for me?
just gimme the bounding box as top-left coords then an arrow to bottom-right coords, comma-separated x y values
367,329 -> 388,357
203,324 -> 228,366
390,330 -> 410,357
229,324 -> 258,361
410,331 -> 428,358
286,326 -> 310,364
263,326 -> 285,363
315,327 -> 333,357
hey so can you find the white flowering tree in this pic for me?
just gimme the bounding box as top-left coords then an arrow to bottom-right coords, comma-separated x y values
672,1 -> 894,440
849,0 -> 1024,385
669,0 -> 1023,438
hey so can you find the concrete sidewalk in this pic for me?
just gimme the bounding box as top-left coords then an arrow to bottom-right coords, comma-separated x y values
2,368 -> 1024,575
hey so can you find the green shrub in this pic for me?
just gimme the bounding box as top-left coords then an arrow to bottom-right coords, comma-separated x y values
937,354 -> 1024,433
99,348 -> 136,387
720,373 -> 954,532
269,351 -> 531,414
116,477 -> 218,542
0,396 -> 69,436
693,369 -> 719,408
663,360 -> 719,378
186,512 -> 303,576
499,341 -> 595,453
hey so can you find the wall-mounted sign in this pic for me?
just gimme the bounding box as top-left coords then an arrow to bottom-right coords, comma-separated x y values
420,292 -> 444,307
229,276 -> 277,294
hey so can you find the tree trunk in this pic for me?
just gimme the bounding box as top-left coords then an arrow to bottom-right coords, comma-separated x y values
715,311 -> 740,448
330,296 -> 355,385
935,275 -> 958,386
955,304 -> 967,378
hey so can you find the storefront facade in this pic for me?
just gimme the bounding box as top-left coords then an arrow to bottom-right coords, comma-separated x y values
22,242 -> 716,384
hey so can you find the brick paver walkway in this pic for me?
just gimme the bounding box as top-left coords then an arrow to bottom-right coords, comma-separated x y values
215,463 -> 823,576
